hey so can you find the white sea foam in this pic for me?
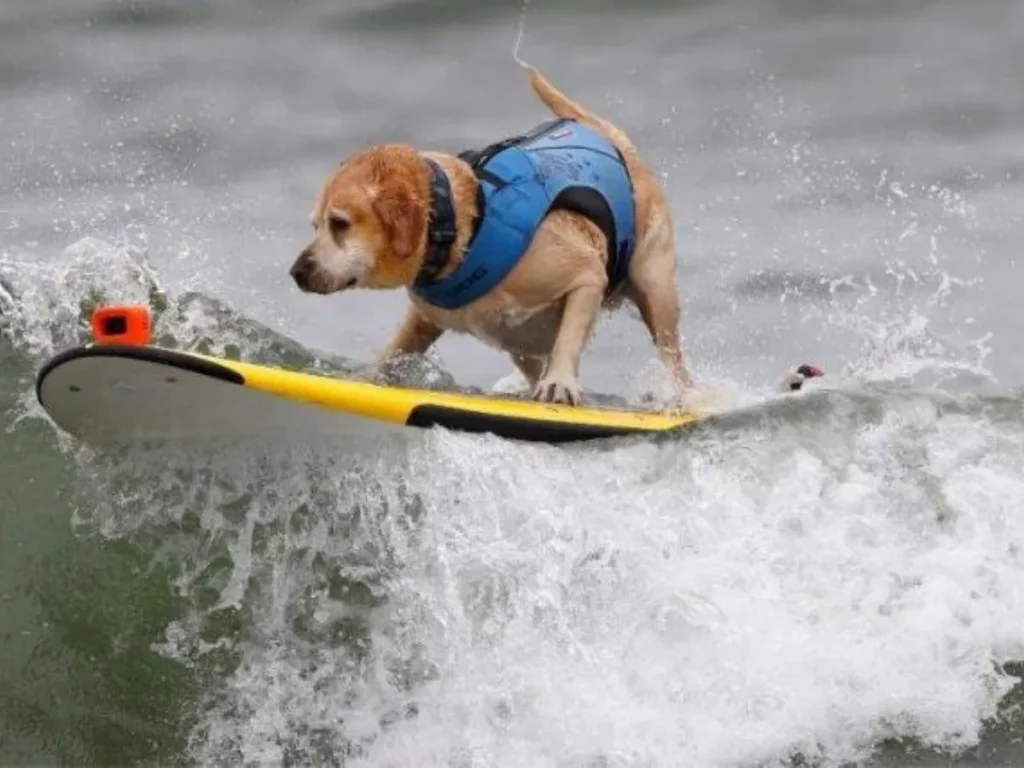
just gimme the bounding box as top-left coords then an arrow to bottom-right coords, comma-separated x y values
6,198 -> 1021,768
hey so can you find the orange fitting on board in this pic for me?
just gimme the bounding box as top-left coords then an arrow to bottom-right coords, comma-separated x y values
90,304 -> 152,346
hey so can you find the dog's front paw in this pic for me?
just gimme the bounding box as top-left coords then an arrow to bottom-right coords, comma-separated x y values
533,372 -> 582,406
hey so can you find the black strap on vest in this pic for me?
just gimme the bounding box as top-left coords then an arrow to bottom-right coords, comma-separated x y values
416,159 -> 458,287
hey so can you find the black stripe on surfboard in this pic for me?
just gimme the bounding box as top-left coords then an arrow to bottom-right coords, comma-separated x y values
36,345 -> 666,445
35,344 -> 245,406
405,403 -> 649,444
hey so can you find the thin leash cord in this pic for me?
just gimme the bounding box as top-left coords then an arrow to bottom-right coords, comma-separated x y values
511,0 -> 532,69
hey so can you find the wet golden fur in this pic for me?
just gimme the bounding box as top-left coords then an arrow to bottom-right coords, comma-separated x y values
290,67 -> 695,406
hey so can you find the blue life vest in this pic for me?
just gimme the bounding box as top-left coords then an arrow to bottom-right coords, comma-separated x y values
413,118 -> 636,310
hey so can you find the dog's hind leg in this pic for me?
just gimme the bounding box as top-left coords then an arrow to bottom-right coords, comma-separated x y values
627,221 -> 695,396
632,283 -> 693,392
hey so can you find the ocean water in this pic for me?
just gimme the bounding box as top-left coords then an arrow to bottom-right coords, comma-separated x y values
3,0 -> 1024,765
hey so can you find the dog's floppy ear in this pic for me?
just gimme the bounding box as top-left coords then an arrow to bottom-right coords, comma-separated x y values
370,172 -> 426,261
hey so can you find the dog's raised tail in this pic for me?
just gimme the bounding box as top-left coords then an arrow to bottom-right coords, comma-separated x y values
528,67 -> 638,156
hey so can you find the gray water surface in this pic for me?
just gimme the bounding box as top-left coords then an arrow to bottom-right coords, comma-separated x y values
3,1 -> 1024,765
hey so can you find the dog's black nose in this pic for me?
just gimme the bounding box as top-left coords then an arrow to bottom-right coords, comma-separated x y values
290,248 -> 314,288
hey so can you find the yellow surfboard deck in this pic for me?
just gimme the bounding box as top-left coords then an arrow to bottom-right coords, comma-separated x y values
36,344 -> 706,449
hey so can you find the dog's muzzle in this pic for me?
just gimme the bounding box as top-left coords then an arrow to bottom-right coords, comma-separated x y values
290,248 -> 315,291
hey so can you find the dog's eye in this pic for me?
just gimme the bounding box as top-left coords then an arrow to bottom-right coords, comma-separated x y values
328,215 -> 350,238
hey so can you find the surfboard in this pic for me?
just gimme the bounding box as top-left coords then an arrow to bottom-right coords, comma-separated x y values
35,343 -> 706,450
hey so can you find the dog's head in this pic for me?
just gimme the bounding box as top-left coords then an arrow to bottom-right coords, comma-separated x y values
290,144 -> 428,294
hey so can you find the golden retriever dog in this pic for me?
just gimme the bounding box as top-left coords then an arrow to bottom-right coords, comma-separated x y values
290,66 -> 696,407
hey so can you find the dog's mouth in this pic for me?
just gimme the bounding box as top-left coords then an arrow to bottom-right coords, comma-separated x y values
291,267 -> 361,295
301,275 -> 358,294
291,245 -> 371,295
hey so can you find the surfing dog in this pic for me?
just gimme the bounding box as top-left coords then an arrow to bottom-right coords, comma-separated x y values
290,67 -> 697,407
